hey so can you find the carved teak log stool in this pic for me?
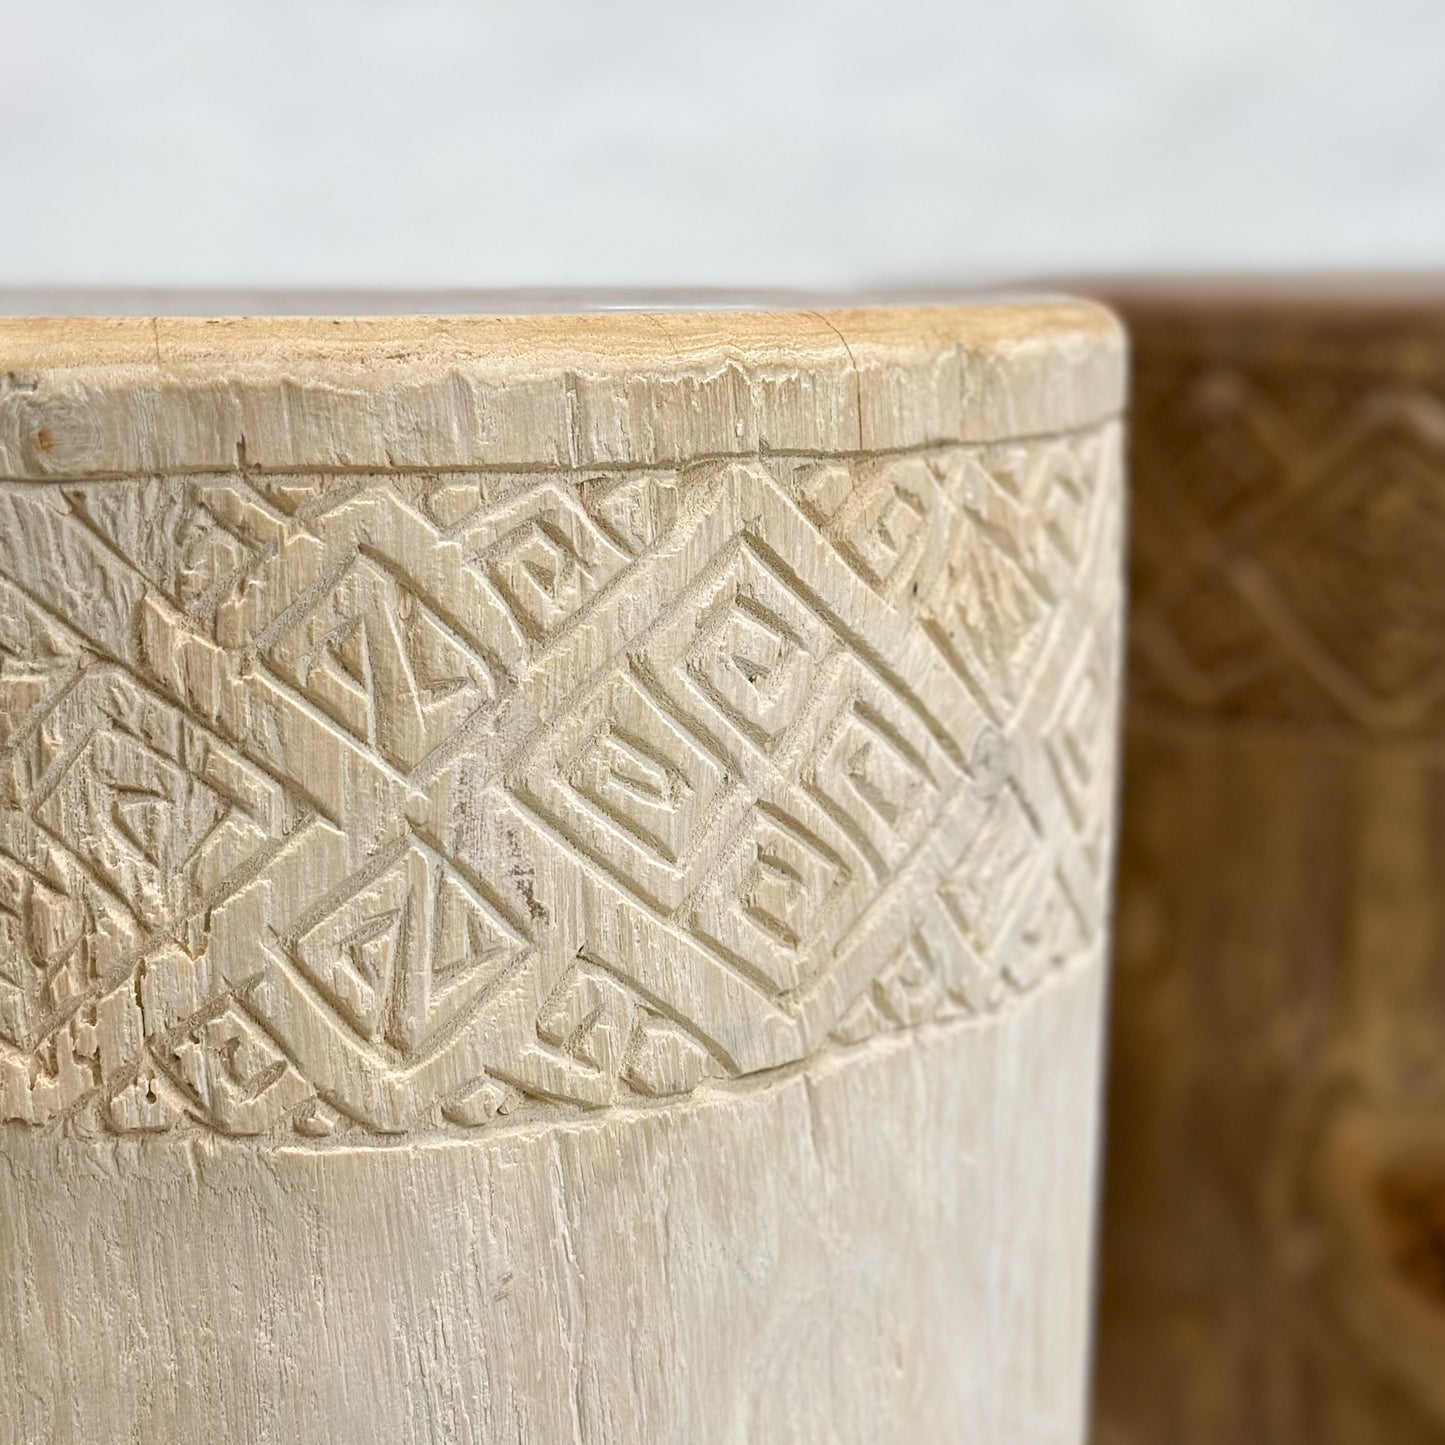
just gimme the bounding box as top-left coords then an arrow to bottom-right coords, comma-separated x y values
0,304 -> 1124,1443
1096,288 -> 1445,1445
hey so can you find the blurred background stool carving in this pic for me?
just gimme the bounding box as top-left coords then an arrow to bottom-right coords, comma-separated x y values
1096,285 -> 1445,1445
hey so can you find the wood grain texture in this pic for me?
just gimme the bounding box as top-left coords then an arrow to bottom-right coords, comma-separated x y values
1095,286 -> 1445,1445
0,302 -> 1124,1442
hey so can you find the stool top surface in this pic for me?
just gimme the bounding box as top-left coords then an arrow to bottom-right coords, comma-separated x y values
0,293 -> 1125,481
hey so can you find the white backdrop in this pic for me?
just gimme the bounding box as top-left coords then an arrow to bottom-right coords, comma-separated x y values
4,0 -> 1444,290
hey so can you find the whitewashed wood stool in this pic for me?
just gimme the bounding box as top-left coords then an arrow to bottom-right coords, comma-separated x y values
0,301 -> 1124,1443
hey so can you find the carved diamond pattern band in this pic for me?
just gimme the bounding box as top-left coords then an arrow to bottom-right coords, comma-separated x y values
0,306 -> 1125,1139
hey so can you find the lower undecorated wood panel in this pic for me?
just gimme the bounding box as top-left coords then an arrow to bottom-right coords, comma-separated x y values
0,957 -> 1103,1445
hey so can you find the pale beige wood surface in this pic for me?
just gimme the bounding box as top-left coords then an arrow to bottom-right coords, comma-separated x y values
0,301 -> 1125,1443
1096,288 -> 1445,1445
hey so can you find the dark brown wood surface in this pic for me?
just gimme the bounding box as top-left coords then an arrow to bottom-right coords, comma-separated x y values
1095,286 -> 1445,1443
